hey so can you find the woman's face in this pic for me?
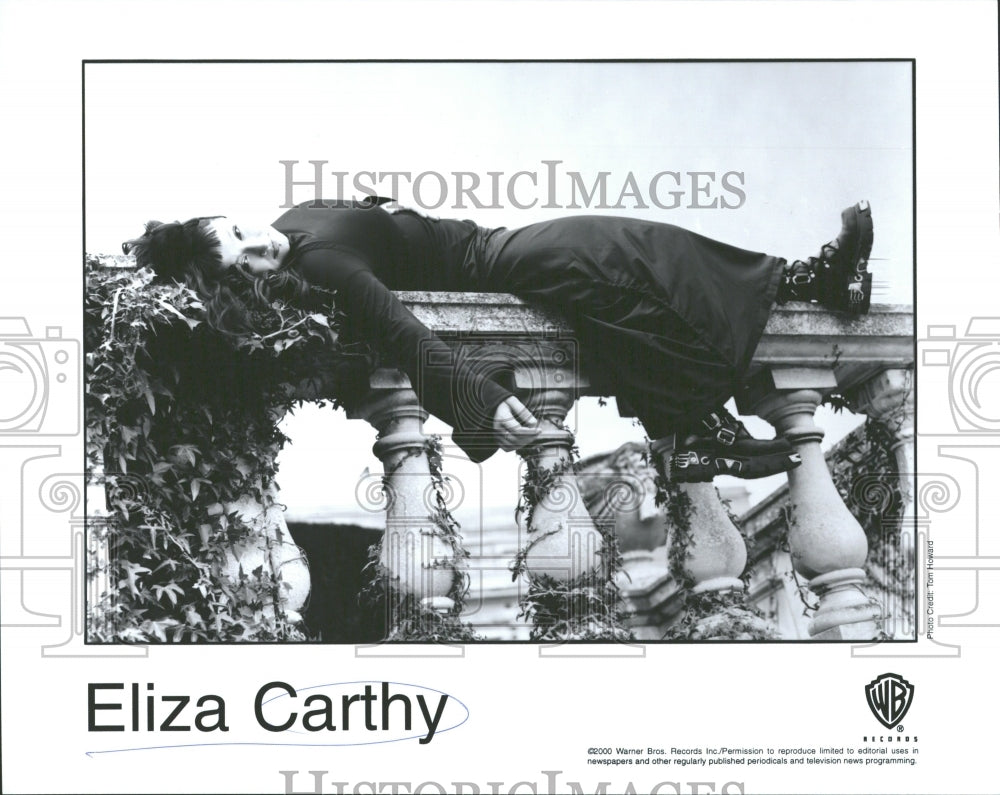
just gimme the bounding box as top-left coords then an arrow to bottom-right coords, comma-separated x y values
205,217 -> 290,274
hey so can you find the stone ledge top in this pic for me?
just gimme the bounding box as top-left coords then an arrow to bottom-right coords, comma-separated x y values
397,291 -> 915,393
397,290 -> 912,337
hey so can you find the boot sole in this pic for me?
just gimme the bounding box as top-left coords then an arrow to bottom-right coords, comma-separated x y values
832,201 -> 874,315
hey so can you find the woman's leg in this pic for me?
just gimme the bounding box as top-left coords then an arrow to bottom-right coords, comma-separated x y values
645,406 -> 801,484
775,201 -> 875,314
649,200 -> 875,483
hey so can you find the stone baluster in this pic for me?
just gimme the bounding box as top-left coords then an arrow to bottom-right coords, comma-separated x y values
652,437 -> 750,597
349,382 -> 458,614
638,438 -> 781,639
215,476 -> 311,625
211,408 -> 311,626
745,369 -> 881,639
849,368 -> 915,521
516,384 -> 605,582
846,368 -> 916,640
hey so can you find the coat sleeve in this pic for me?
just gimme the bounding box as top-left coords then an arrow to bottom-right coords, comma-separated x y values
295,248 -> 510,461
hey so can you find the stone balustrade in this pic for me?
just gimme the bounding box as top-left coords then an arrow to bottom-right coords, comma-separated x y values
88,266 -> 914,640
353,293 -> 914,639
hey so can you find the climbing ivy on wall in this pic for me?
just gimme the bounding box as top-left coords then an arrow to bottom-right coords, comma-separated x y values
511,454 -> 633,642
829,415 -> 915,638
85,257 -> 367,642
650,461 -> 778,641
359,435 -> 481,642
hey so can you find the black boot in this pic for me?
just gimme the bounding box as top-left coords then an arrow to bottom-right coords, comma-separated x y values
777,201 -> 874,315
669,408 -> 801,483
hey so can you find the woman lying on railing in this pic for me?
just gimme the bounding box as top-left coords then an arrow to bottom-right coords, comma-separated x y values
123,198 -> 874,483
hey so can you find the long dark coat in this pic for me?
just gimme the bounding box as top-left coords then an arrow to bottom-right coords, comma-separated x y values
272,201 -> 784,461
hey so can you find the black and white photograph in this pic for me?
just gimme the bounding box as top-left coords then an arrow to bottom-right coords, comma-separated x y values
84,59 -> 914,646
2,2 -> 999,794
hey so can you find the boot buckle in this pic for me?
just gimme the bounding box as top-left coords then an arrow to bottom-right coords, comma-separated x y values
700,412 -> 724,432
716,426 -> 737,446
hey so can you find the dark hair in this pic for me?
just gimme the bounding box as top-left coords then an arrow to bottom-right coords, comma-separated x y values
123,217 -> 223,283
123,218 -> 321,335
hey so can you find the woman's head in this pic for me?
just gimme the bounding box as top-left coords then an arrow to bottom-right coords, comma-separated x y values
123,216 -> 306,335
123,217 -> 290,284
204,218 -> 290,275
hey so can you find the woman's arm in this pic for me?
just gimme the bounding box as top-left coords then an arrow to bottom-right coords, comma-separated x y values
297,249 -> 523,456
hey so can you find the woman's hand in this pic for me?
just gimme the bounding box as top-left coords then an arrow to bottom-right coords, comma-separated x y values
493,396 -> 541,451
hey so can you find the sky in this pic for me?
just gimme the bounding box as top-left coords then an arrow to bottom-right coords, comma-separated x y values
83,60 -> 915,525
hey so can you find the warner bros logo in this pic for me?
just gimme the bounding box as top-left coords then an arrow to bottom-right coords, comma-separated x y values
866,673 -> 915,730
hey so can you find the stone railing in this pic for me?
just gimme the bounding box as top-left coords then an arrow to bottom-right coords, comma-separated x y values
88,276 -> 913,640
345,293 -> 914,639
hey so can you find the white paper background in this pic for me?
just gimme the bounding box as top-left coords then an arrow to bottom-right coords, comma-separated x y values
2,2 -> 998,794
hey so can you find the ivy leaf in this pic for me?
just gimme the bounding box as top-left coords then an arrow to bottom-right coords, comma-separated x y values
149,621 -> 168,642
156,298 -> 194,324
123,562 -> 152,596
308,313 -> 330,328
170,444 -> 198,468
152,582 -> 184,606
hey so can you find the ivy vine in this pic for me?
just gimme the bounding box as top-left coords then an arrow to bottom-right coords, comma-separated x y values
85,257 -> 372,642
648,444 -> 776,641
511,451 -> 633,642
359,436 -> 481,642
831,420 -> 913,639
